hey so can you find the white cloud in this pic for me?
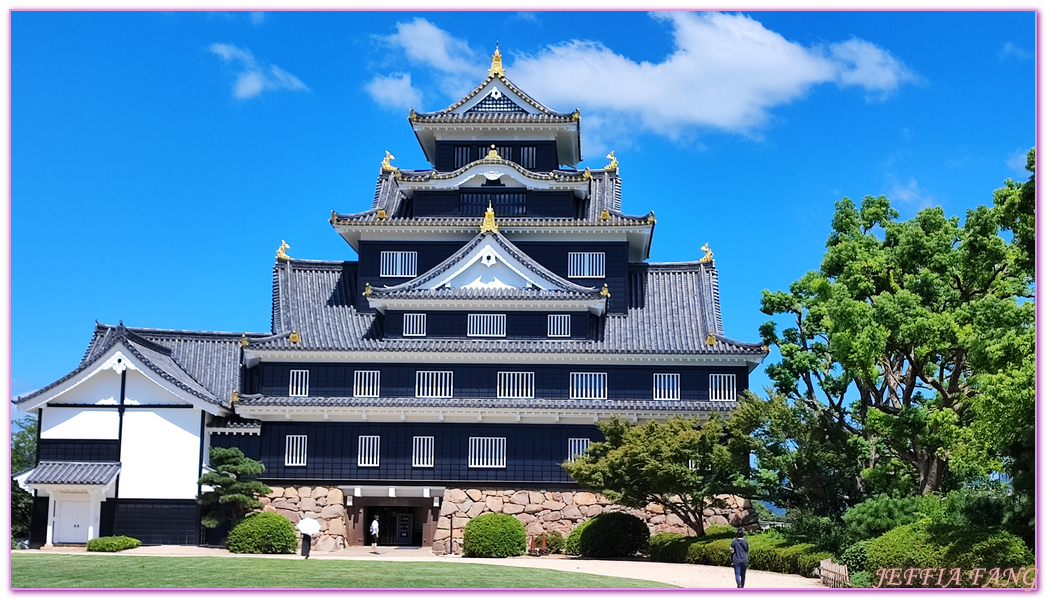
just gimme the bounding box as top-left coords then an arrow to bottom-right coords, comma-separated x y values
1005,148 -> 1031,174
366,73 -> 424,111
998,42 -> 1030,60
379,17 -> 480,75
828,37 -> 919,101
887,176 -> 933,208
208,43 -> 309,101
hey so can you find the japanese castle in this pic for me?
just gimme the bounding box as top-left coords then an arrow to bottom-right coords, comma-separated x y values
15,48 -> 766,552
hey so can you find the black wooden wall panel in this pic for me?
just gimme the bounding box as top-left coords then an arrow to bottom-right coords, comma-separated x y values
433,141 -> 558,172
29,497 -> 48,547
37,439 -> 120,462
383,310 -> 590,340
110,499 -> 200,545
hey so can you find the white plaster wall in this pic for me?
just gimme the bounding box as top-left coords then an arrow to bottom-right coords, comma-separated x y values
123,370 -> 193,406
119,409 -> 201,499
48,367 -> 121,405
40,408 -> 119,440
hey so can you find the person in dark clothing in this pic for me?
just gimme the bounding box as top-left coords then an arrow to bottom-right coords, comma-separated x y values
730,528 -> 749,588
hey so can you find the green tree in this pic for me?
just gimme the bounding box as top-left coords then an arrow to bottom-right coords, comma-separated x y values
197,447 -> 271,528
563,415 -> 746,536
11,414 -> 38,539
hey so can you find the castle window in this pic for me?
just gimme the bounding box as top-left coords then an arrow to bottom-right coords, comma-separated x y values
568,252 -> 606,278
353,370 -> 381,398
520,146 -> 536,169
547,314 -> 571,337
468,437 -> 506,468
709,374 -> 737,401
358,435 -> 380,467
380,251 -> 417,277
412,436 -> 435,468
416,370 -> 453,398
468,314 -> 506,337
567,438 -> 591,462
497,372 -> 534,399
653,373 -> 681,401
289,370 -> 309,397
570,372 -> 607,400
453,145 -> 471,169
403,313 -> 426,337
284,435 -> 307,467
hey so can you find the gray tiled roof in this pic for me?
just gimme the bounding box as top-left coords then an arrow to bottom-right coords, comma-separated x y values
25,461 -> 121,486
411,72 -> 575,120
257,258 -> 765,357
208,415 -> 262,431
237,394 -> 737,414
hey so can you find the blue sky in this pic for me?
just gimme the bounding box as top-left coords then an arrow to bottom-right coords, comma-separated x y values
10,10 -> 1036,408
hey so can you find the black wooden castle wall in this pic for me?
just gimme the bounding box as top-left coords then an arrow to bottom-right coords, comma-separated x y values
383,310 -> 592,339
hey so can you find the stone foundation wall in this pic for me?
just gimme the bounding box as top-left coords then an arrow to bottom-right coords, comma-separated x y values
259,485 -> 348,552
433,488 -> 757,555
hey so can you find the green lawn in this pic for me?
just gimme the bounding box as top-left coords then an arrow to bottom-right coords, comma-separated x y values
11,554 -> 675,589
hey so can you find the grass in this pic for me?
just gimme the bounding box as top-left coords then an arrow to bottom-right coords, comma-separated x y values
11,554 -> 675,589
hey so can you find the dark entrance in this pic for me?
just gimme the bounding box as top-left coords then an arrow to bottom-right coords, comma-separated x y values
351,496 -> 439,548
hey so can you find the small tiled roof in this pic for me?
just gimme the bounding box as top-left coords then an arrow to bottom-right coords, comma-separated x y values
237,394 -> 736,414
25,461 -> 121,486
208,415 -> 262,433
410,72 -> 576,122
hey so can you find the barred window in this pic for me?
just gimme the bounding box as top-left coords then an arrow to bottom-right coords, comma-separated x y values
519,146 -> 537,170
403,313 -> 426,337
570,372 -> 607,400
416,370 -> 453,398
547,314 -> 570,338
284,435 -> 307,467
468,437 -> 506,468
567,438 -> 591,462
412,436 -> 435,468
568,252 -> 606,278
358,435 -> 380,467
380,251 -> 417,277
709,374 -> 737,401
468,314 -> 506,337
497,372 -> 534,399
453,145 -> 472,169
289,370 -> 309,397
353,370 -> 380,398
653,373 -> 681,401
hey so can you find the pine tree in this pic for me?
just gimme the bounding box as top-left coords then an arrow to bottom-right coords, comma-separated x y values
197,447 -> 271,528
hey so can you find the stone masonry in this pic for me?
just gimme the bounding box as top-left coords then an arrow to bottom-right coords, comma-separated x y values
259,485 -> 348,552
432,488 -> 757,555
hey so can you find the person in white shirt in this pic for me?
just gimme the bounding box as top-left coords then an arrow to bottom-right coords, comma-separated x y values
370,515 -> 380,553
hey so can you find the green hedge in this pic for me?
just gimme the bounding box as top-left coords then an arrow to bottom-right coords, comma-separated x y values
226,512 -> 297,554
538,529 -> 565,554
648,532 -> 695,563
86,536 -> 141,552
462,513 -> 526,558
649,529 -> 828,578
565,519 -> 592,555
578,512 -> 650,558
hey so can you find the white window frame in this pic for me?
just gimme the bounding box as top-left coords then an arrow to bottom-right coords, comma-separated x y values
709,374 -> 737,402
467,314 -> 506,337
547,314 -> 570,338
289,369 -> 309,397
403,313 -> 426,337
416,370 -> 453,399
380,251 -> 418,278
568,252 -> 606,278
653,373 -> 681,401
358,435 -> 381,467
497,372 -> 535,399
468,437 -> 506,468
568,438 -> 591,462
412,436 -> 435,468
284,435 -> 307,467
570,372 -> 607,400
353,370 -> 381,398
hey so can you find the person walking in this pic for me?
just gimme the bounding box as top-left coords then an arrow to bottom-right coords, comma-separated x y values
370,515 -> 380,554
730,528 -> 749,588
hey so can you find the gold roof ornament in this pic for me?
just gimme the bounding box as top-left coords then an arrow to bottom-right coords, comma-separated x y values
706,333 -> 718,345
571,108 -> 581,121
600,284 -> 610,298
699,242 -> 714,263
480,202 -> 499,234
600,208 -> 610,220
485,144 -> 500,160
647,212 -> 656,225
583,167 -> 592,181
329,210 -> 337,224
276,240 -> 291,261
240,334 -> 249,347
231,390 -> 239,404
488,44 -> 505,77
376,208 -> 388,220
289,330 -> 301,344
380,151 -> 397,173
363,282 -> 373,296
604,151 -> 619,171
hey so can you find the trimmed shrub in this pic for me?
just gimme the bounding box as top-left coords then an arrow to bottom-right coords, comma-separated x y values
225,512 -> 297,554
649,532 -> 694,563
840,538 -> 874,573
842,494 -> 937,540
462,513 -> 526,558
565,519 -> 593,555
704,525 -> 736,536
849,571 -> 873,588
578,511 -> 650,558
539,529 -> 565,554
86,536 -> 141,552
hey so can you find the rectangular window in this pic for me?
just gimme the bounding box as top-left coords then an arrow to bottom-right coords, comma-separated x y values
568,438 -> 591,461
468,314 -> 506,337
416,370 -> 453,398
547,314 -> 571,337
709,374 -> 737,401
412,436 -> 435,468
520,146 -> 537,170
468,437 -> 506,468
570,372 -> 607,400
284,435 -> 307,467
358,435 -> 380,467
289,370 -> 309,397
353,370 -> 381,398
403,313 -> 426,337
380,251 -> 418,277
653,373 -> 681,401
454,145 -> 472,169
568,252 -> 606,278
497,372 -> 534,399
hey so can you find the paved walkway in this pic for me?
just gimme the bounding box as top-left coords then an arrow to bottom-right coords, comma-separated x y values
19,545 -> 824,589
